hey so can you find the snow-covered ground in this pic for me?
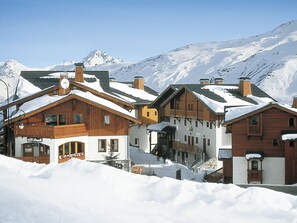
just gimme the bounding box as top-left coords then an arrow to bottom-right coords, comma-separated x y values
1,154 -> 297,223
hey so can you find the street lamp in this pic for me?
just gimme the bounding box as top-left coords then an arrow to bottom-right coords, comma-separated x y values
0,79 -> 9,156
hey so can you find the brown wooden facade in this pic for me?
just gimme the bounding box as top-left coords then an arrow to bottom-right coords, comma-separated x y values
225,104 -> 297,184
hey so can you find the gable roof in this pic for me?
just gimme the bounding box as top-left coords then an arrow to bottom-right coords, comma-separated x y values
149,85 -> 181,108
109,81 -> 158,105
7,90 -> 140,125
20,70 -> 110,92
224,102 -> 297,126
160,84 -> 274,115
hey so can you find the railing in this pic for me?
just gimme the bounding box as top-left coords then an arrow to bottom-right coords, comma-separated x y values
16,156 -> 50,164
172,141 -> 198,154
248,125 -> 262,136
247,170 -> 262,183
205,167 -> 223,183
15,123 -> 88,139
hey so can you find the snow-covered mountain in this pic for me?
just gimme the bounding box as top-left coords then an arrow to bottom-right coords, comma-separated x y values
48,50 -> 131,72
111,20 -> 297,104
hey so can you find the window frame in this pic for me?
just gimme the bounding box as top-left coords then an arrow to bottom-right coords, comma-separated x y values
98,139 -> 107,152
110,139 -> 119,152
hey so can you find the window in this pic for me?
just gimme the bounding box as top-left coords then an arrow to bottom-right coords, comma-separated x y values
98,139 -> 107,152
110,139 -> 119,152
210,122 -> 212,129
184,119 -> 187,126
196,137 -> 198,144
104,115 -> 110,125
250,115 -> 259,125
174,119 -> 176,124
290,140 -> 295,148
177,151 -> 180,156
46,114 -> 57,125
134,138 -> 139,145
23,143 -> 33,156
53,90 -> 58,95
273,139 -> 279,146
184,135 -> 187,141
207,139 -> 210,146
74,114 -> 82,124
195,120 -> 198,127
206,122 -> 209,127
59,115 -> 66,125
251,160 -> 258,170
59,142 -> 84,156
170,99 -> 174,109
289,118 -> 295,127
188,104 -> 193,111
147,112 -> 150,117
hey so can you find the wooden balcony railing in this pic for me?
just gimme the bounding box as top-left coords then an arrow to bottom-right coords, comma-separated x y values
172,141 -> 198,154
247,170 -> 262,183
16,156 -> 50,164
15,123 -> 88,139
248,125 -> 262,136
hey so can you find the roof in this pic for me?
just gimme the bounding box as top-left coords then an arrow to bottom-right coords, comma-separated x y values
20,70 -> 110,92
8,89 -> 140,124
147,121 -> 176,133
109,81 -> 158,105
224,102 -> 297,125
218,149 -> 232,160
160,84 -> 274,114
149,85 -> 181,108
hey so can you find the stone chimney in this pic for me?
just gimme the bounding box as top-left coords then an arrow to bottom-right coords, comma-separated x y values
200,78 -> 210,84
74,63 -> 84,82
133,76 -> 144,90
292,96 -> 297,108
214,78 -> 223,85
239,77 -> 252,96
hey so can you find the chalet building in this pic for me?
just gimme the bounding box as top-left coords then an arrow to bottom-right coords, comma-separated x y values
0,63 -> 141,170
224,99 -> 297,185
109,77 -> 159,153
150,77 -> 274,170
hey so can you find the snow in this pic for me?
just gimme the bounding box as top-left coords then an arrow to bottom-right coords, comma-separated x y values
282,134 -> 297,141
10,90 -> 136,120
110,81 -> 157,102
147,121 -> 174,132
246,153 -> 262,160
1,155 -> 297,222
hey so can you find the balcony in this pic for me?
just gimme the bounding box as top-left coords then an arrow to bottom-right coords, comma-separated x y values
247,170 -> 262,183
172,141 -> 198,154
15,123 -> 88,139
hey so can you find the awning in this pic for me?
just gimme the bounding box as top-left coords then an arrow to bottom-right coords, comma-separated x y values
245,153 -> 263,160
218,149 -> 232,160
147,121 -> 176,133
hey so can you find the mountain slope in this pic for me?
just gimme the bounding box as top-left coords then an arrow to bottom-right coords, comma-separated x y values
111,20 -> 297,104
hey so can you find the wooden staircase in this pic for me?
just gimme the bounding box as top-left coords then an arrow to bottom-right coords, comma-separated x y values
205,168 -> 223,183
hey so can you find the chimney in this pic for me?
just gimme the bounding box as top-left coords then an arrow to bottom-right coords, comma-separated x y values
214,78 -> 224,85
74,63 -> 84,82
239,77 -> 252,96
58,73 -> 70,95
292,96 -> 297,108
200,78 -> 210,84
133,76 -> 144,90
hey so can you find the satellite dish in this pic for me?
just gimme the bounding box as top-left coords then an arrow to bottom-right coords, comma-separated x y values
61,78 -> 70,89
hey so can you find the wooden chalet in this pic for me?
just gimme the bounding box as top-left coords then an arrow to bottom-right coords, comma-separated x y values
224,99 -> 297,185
0,63 -> 140,170
150,77 -> 275,171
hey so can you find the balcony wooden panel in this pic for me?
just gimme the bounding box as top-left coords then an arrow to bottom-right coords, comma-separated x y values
15,123 -> 88,139
172,141 -> 198,154
247,125 -> 262,136
16,156 -> 50,164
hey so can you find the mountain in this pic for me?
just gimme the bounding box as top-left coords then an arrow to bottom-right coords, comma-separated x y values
111,20 -> 297,104
48,50 -> 131,72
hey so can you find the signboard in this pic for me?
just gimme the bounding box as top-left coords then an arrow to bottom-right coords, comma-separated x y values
27,137 -> 43,143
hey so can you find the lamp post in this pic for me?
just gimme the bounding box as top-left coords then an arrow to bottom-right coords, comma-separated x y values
0,79 -> 9,156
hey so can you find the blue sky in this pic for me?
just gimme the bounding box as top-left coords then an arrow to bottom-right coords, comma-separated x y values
0,0 -> 296,67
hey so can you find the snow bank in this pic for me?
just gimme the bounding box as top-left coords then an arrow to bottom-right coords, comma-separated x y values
1,155 -> 297,223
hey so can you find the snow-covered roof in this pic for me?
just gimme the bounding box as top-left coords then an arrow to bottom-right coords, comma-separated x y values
245,153 -> 263,160
218,148 -> 232,160
10,90 -> 137,121
110,82 -> 158,104
282,134 -> 297,141
40,72 -> 96,79
147,121 -> 175,133
225,102 -> 297,123
192,85 -> 273,114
